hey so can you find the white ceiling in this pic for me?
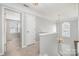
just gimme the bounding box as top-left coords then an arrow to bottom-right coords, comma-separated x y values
24,3 -> 78,21
26,3 -> 73,15
2,3 -> 78,22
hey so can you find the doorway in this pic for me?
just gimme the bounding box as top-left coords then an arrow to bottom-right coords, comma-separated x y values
3,8 -> 39,56
4,8 -> 21,55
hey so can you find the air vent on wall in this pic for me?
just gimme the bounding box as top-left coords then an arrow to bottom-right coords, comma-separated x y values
24,3 -> 38,8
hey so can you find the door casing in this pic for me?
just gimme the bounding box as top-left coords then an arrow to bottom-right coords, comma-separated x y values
2,6 -> 23,55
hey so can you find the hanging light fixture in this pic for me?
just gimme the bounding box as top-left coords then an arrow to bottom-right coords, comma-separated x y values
32,0 -> 38,6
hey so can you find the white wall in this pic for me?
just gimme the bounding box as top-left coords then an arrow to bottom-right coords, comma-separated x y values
22,13 -> 36,47
40,34 -> 57,56
36,17 -> 58,56
36,17 -> 56,33
0,5 -> 4,55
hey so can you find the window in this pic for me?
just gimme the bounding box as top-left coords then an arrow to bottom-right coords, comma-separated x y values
8,20 -> 20,33
62,22 -> 70,37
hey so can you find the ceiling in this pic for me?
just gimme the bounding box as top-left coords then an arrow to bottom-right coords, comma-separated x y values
23,3 -> 78,21
25,3 -> 73,14
2,3 -> 78,22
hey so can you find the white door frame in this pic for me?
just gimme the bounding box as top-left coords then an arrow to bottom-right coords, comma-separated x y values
1,6 -> 24,55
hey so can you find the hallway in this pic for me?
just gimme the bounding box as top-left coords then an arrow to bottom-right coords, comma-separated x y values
4,34 -> 39,56
0,3 -> 79,56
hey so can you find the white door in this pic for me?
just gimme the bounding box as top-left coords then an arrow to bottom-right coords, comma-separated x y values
22,13 -> 36,48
